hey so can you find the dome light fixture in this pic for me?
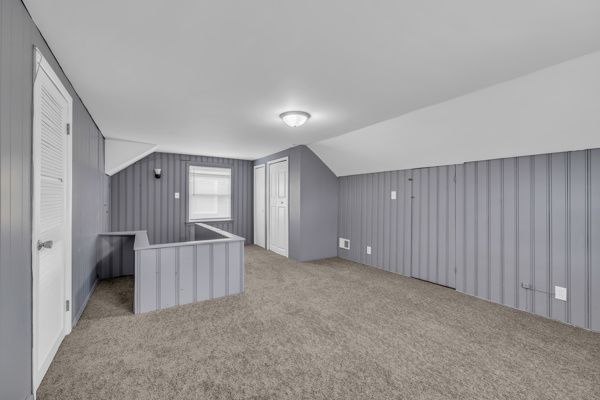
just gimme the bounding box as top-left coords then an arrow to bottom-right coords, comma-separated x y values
279,111 -> 311,128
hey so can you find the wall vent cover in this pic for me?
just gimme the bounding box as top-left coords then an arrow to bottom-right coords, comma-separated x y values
339,238 -> 350,250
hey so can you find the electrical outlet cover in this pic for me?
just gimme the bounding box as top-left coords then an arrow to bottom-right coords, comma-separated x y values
555,286 -> 567,301
366,246 -> 372,255
174,192 -> 180,199
391,191 -> 397,200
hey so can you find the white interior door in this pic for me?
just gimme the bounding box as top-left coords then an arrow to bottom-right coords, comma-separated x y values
32,48 -> 73,389
254,165 -> 266,248
268,159 -> 288,257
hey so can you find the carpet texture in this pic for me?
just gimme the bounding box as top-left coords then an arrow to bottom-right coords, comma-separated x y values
38,246 -> 600,399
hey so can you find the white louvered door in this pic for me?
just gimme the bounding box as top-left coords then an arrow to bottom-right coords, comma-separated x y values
32,48 -> 73,390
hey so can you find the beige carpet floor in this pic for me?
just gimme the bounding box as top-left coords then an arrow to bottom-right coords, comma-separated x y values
38,246 -> 600,400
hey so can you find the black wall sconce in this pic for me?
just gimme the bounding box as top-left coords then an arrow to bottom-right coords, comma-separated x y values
154,168 -> 162,179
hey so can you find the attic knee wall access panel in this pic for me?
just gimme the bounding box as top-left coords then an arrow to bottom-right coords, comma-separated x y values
411,166 -> 457,288
338,148 -> 600,332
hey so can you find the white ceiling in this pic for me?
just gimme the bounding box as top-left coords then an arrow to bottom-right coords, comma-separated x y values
310,51 -> 600,176
25,0 -> 600,162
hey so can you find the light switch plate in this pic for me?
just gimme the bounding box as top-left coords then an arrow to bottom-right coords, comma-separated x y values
555,286 -> 567,301
366,246 -> 372,255
391,191 -> 397,200
174,192 -> 180,199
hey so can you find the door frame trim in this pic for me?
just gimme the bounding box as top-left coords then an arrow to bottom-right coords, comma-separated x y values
253,164 -> 266,248
31,47 -> 73,391
266,157 -> 289,257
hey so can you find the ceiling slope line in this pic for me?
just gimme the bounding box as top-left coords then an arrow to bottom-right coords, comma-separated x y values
105,138 -> 158,176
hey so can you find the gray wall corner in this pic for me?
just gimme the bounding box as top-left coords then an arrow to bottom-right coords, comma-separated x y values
254,145 -> 339,262
298,146 -> 339,261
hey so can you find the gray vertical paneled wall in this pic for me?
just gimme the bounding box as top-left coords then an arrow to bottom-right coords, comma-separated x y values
134,240 -> 244,313
110,152 -> 253,245
338,166 -> 455,286
411,166 -> 457,287
0,0 -> 109,398
338,170 -> 412,274
0,3 -> 33,396
298,146 -> 339,261
72,101 -> 109,324
456,149 -> 600,331
338,149 -> 600,332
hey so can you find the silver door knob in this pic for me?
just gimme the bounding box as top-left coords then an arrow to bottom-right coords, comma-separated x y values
37,240 -> 53,250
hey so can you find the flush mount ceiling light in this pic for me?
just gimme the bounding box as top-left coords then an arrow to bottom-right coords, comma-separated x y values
279,111 -> 311,128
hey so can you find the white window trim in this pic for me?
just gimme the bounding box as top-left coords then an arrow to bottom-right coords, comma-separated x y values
187,164 -> 233,223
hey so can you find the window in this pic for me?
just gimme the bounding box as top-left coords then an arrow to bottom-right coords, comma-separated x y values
188,165 -> 231,221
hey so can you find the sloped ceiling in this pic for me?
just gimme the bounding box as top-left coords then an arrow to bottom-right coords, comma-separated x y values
24,0 -> 600,169
310,51 -> 600,176
104,138 -> 157,175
